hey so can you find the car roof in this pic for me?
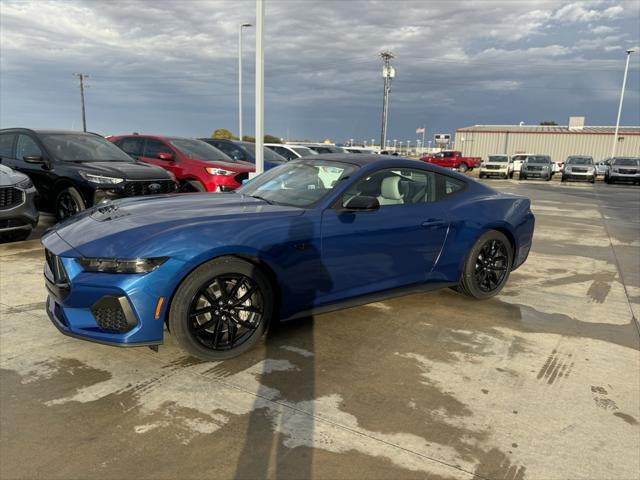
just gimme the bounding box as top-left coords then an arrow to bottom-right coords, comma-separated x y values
0,128 -> 102,136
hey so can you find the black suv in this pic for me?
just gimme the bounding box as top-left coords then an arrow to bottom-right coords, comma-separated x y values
0,129 -> 177,219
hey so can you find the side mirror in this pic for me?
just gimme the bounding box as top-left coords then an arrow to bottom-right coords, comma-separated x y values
158,152 -> 173,161
23,155 -> 45,164
342,195 -> 380,211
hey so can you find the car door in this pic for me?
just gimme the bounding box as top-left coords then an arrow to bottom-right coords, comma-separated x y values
9,134 -> 55,199
319,167 -> 449,303
139,138 -> 181,178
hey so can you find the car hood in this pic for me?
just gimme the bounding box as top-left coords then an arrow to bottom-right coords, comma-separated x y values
72,160 -> 173,180
47,193 -> 304,257
0,163 -> 29,186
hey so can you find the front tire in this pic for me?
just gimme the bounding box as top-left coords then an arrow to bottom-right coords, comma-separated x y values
181,179 -> 206,192
56,187 -> 86,220
0,229 -> 31,243
456,230 -> 513,299
168,257 -> 274,360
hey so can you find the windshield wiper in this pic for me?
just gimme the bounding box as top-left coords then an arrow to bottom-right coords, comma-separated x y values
249,194 -> 275,205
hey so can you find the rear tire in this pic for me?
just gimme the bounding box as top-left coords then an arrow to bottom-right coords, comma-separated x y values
456,230 -> 513,299
479,173 -> 485,179
168,257 -> 274,361
458,163 -> 469,173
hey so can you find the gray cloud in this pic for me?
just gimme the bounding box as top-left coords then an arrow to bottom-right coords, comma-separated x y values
1,0 -> 638,142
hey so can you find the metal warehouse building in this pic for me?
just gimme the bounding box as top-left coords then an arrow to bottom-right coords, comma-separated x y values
455,117 -> 640,162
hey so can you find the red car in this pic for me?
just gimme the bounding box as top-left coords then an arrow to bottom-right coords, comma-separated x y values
109,135 -> 254,192
419,150 -> 481,173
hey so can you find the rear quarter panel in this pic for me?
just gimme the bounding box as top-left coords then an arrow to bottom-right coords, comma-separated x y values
432,188 -> 534,282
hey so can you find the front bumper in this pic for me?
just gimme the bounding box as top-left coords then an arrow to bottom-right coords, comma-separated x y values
521,169 -> 551,178
202,172 -> 249,192
0,186 -> 39,233
563,170 -> 595,180
480,167 -> 509,176
608,172 -> 640,182
42,235 -> 188,347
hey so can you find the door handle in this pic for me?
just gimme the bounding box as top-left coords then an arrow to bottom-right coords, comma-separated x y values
421,219 -> 446,228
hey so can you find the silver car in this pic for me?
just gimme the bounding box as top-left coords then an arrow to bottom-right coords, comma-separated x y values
605,157 -> 640,185
0,164 -> 39,242
561,156 -> 596,183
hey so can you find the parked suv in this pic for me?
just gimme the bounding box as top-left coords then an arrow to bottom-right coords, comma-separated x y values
199,139 -> 285,171
0,129 -> 176,219
0,164 -> 39,242
605,157 -> 640,185
519,155 -> 553,181
479,154 -> 514,179
561,156 -> 595,183
110,135 -> 253,192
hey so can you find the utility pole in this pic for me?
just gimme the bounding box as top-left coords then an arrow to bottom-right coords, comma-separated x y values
74,73 -> 88,132
238,23 -> 252,141
379,51 -> 395,149
611,48 -> 635,158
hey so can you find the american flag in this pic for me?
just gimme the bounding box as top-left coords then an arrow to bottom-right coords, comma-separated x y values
416,127 -> 425,134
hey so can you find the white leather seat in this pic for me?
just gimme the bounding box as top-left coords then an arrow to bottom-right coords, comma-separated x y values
377,176 -> 404,205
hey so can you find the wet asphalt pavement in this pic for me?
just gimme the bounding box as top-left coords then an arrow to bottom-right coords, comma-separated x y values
1,179 -> 639,480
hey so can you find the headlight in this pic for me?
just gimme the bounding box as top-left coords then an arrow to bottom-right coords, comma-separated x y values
206,167 -> 233,175
16,177 -> 33,189
80,172 -> 124,184
77,257 -> 168,273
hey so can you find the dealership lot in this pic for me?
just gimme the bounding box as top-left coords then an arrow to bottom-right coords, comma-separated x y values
1,180 -> 639,480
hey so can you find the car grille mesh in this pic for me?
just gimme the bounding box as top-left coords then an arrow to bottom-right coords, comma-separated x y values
123,180 -> 175,197
93,304 -> 130,332
619,169 -> 637,174
0,187 -> 23,209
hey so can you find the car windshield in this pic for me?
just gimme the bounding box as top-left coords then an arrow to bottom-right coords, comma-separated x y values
170,139 -> 233,162
242,143 -> 286,163
612,158 -> 640,166
566,157 -> 593,165
488,156 -> 508,163
237,160 -> 358,208
528,157 -> 550,164
42,134 -> 135,162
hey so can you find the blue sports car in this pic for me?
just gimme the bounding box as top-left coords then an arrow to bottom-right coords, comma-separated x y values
42,155 -> 534,360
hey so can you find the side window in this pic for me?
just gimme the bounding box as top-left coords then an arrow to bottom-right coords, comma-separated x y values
216,142 -> 246,161
342,168 -> 437,207
16,135 -> 42,160
117,137 -> 144,157
143,139 -> 173,159
0,133 -> 16,158
436,174 -> 465,199
275,147 -> 295,160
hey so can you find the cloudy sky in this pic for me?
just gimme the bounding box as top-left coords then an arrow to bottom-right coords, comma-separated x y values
1,0 -> 639,144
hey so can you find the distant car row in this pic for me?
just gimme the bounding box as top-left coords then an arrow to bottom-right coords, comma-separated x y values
0,128 -> 373,240
477,153 -> 639,184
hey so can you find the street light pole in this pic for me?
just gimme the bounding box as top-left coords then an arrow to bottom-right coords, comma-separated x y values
611,48 -> 635,158
74,73 -> 88,132
254,0 -> 265,175
379,51 -> 395,149
393,139 -> 397,152
238,23 -> 252,141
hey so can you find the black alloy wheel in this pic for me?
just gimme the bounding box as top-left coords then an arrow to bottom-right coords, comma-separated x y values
56,187 -> 86,220
473,239 -> 509,293
168,257 -> 273,360
188,274 -> 264,352
455,230 -> 513,299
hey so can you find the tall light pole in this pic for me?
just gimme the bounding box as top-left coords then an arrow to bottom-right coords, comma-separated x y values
238,22 -> 252,141
611,48 -> 635,158
407,140 -> 411,155
254,0 -> 265,175
393,139 -> 397,152
74,73 -> 88,132
379,51 -> 395,149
